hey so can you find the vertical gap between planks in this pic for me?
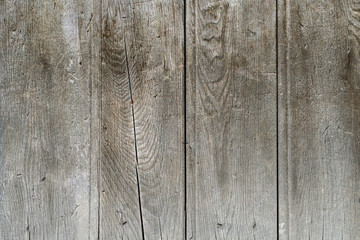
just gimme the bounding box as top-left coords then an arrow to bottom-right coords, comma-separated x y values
98,0 -> 103,238
276,0 -> 280,239
183,0 -> 187,239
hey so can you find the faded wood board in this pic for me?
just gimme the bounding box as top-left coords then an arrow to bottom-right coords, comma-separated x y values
186,0 -> 277,239
1,0 -> 360,239
100,0 -> 184,239
278,0 -> 360,239
0,1 -> 99,240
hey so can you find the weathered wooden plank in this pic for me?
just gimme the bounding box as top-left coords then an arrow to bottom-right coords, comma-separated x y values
128,2 -> 185,239
100,0 -> 184,239
0,1 -> 100,239
186,0 -> 277,239
100,0 -> 143,238
278,0 -> 360,239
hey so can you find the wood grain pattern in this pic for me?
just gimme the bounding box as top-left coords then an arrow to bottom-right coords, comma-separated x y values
0,1 -> 99,239
278,0 -> 360,238
100,0 -> 184,239
186,0 -> 277,239
1,0 -> 360,239
100,0 -> 143,238
129,1 -> 184,239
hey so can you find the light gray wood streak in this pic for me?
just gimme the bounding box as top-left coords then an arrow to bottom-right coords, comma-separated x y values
186,0 -> 277,239
100,0 -> 184,239
0,0 -> 100,239
278,0 -> 360,239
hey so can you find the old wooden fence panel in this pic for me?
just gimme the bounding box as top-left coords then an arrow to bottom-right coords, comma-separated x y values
0,0 -> 359,239
278,0 -> 360,239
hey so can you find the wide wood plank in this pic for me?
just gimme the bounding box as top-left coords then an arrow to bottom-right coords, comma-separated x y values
0,1 -> 100,239
186,0 -> 277,239
278,0 -> 360,238
100,0 -> 184,239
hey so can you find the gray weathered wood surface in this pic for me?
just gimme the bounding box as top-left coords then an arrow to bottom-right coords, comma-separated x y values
278,0 -> 360,239
186,0 -> 277,239
0,0 -> 359,239
100,0 -> 184,239
0,0 -> 100,239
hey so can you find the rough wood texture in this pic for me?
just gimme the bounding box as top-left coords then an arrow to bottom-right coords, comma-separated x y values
2,0 -> 360,239
0,1 -> 99,239
100,0 -> 184,239
186,0 -> 277,239
278,0 -> 360,239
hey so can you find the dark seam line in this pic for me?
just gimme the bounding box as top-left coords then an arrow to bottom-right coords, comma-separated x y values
98,1 -> 103,239
123,37 -> 145,240
183,1 -> 187,240
276,0 -> 280,239
27,217 -> 30,240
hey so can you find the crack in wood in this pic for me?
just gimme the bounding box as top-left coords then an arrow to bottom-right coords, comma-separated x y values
123,36 -> 145,240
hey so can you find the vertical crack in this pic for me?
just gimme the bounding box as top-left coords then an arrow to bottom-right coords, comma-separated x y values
98,1 -> 103,239
123,37 -> 145,240
27,217 -> 30,240
276,0 -> 280,239
158,218 -> 163,240
183,1 -> 187,240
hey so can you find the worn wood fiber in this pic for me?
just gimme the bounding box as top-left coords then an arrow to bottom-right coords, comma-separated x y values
1,0 -> 360,239
278,0 -> 360,239
100,0 -> 184,239
0,0 -> 100,239
186,0 -> 277,239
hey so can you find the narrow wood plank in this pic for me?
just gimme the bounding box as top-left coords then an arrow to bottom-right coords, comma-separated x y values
278,0 -> 360,239
128,2 -> 185,239
100,0 -> 184,239
100,0 -> 143,238
186,0 -> 277,239
0,1 -> 100,239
